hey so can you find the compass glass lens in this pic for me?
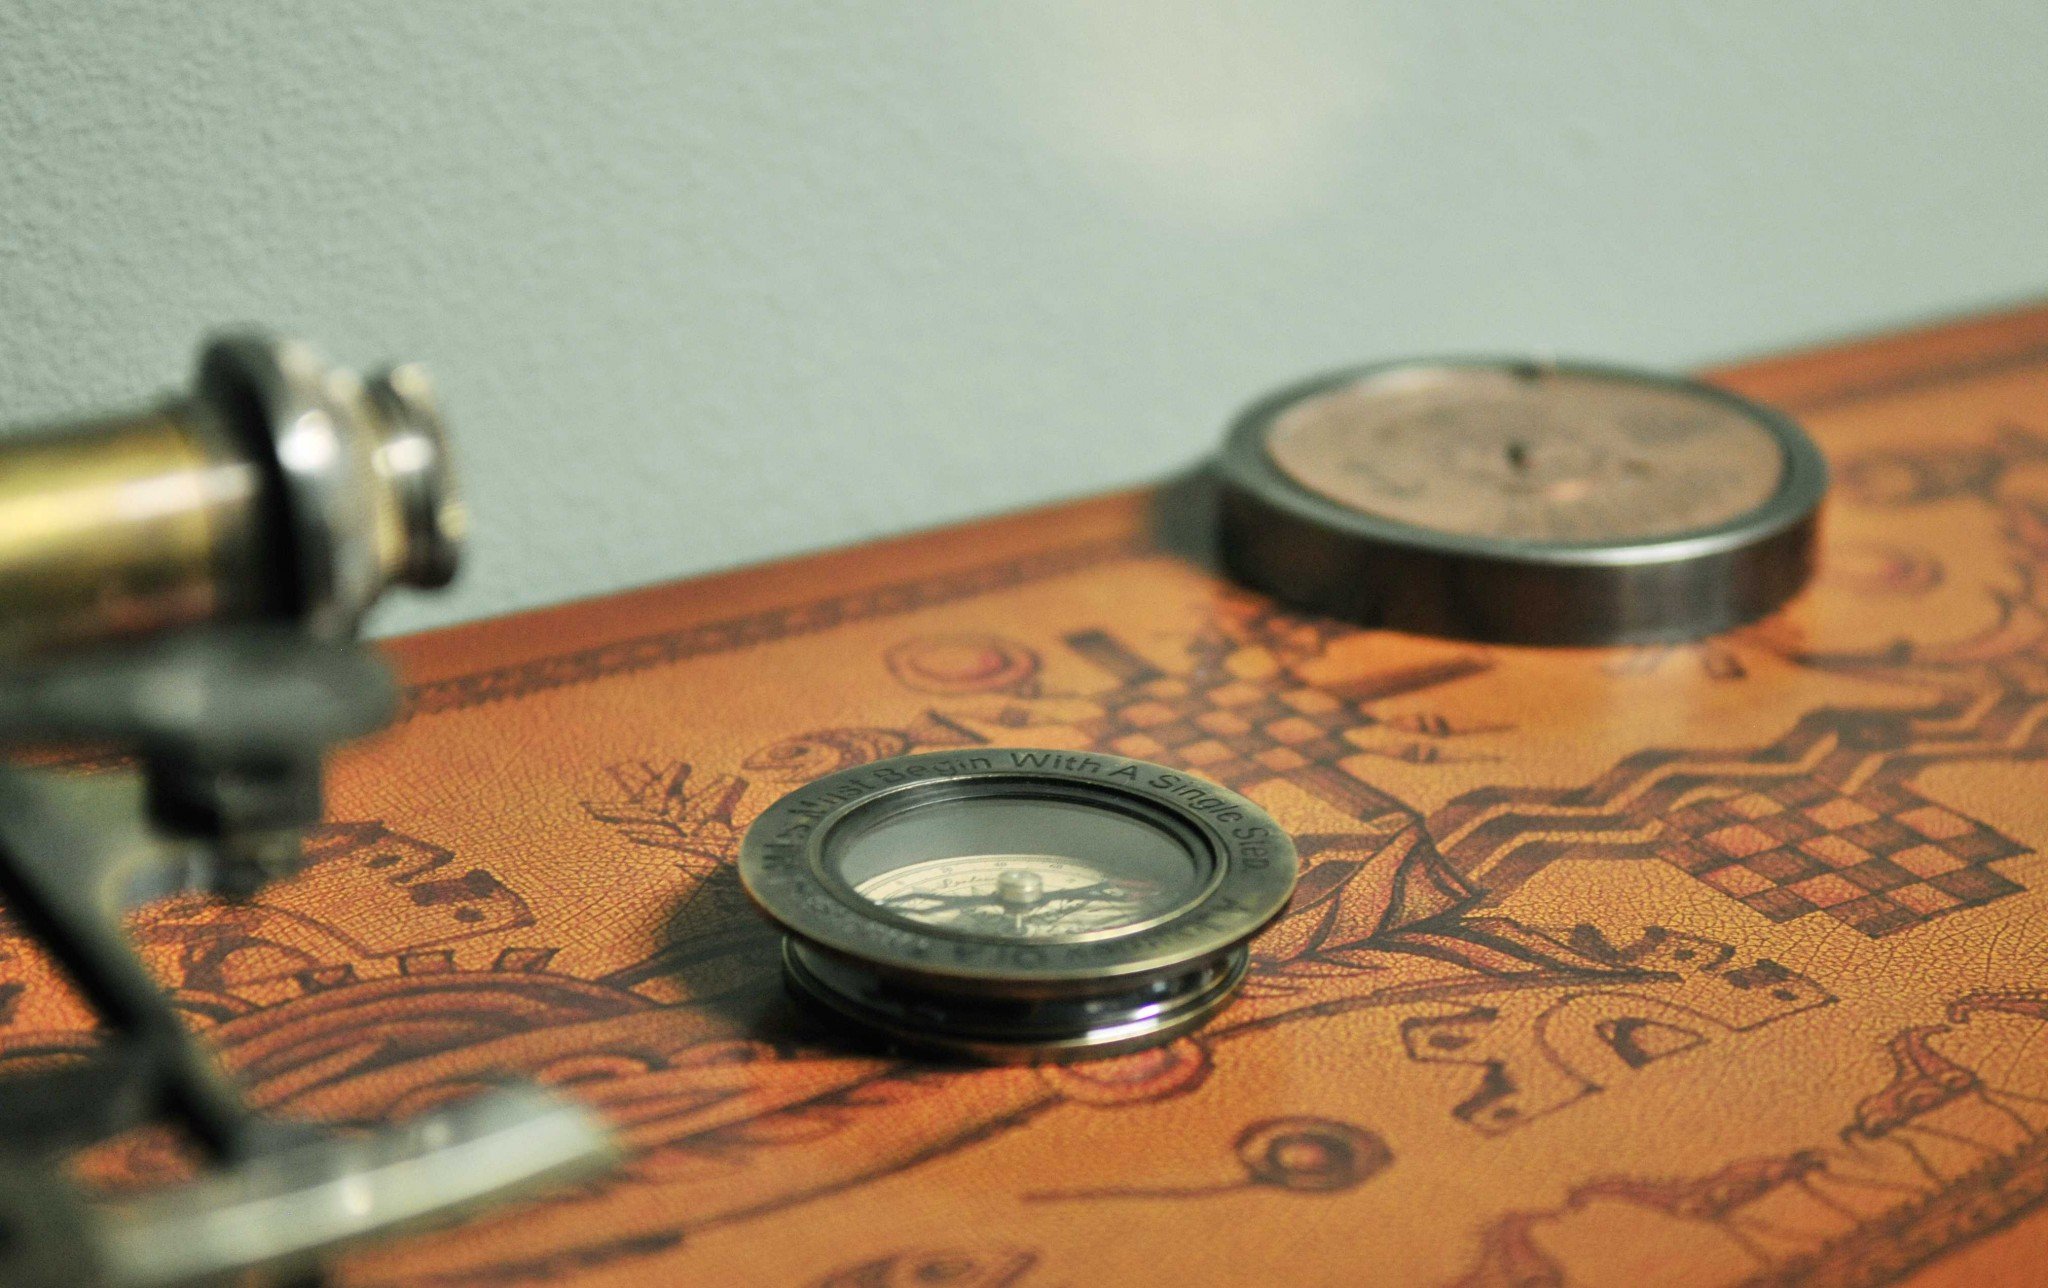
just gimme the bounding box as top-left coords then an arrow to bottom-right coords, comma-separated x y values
823,786 -> 1211,941
1265,366 -> 1787,543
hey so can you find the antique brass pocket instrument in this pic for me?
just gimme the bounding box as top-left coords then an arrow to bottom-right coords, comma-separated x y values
739,750 -> 1298,1062
0,335 -> 614,1287
1215,359 -> 1828,644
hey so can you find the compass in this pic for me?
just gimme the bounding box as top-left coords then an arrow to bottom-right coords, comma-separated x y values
1215,359 -> 1827,644
738,750 -> 1298,1062
854,853 -> 1179,938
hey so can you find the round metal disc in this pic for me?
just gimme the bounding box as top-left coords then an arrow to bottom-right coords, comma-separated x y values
1215,359 -> 1828,645
738,749 -> 1298,1062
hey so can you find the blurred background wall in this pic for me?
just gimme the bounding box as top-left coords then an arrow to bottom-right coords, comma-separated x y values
3,1 -> 2045,635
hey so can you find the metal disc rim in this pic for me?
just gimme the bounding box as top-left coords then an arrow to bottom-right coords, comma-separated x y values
1217,356 -> 1828,570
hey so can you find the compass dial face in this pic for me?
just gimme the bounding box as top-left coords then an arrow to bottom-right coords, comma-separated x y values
855,853 -> 1176,937
825,791 -> 1210,941
1264,366 -> 1787,544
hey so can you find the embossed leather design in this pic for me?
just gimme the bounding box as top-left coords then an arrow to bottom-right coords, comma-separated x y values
11,307 -> 2048,1286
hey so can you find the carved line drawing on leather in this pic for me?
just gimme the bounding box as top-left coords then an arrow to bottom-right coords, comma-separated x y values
123,821 -> 536,1018
1236,914 -> 1829,1137
894,611 -> 1505,804
1,821 -> 538,1011
1433,717 -> 2030,938
57,937 -> 661,1196
576,714 -> 988,871
362,1230 -> 689,1288
1397,929 -> 1831,1136
741,713 -> 985,781
811,1245 -> 1041,1288
1808,540 -> 1945,600
1023,1116 -> 1391,1202
1048,617 -> 1504,777
885,634 -> 1043,697
1448,985 -> 2048,1288
1835,422 -> 2048,509
581,762 -> 750,868
920,599 -> 2030,942
403,538 -> 1145,718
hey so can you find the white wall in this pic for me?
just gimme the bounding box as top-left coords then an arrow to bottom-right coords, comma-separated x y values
3,1 -> 2044,635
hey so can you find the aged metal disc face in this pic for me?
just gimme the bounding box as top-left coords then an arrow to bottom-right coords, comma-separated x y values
738,749 -> 1298,1062
1215,358 -> 1828,644
1263,365 -> 1786,544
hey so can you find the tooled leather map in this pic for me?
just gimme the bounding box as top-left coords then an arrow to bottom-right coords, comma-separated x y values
18,306 -> 2048,1286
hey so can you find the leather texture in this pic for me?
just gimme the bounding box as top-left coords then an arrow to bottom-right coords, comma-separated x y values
17,305 -> 2048,1286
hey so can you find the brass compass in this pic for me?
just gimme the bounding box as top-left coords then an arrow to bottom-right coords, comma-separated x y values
1216,359 -> 1828,644
739,750 -> 1297,1062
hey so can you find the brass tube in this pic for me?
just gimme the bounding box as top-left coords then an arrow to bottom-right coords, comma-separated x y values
0,333 -> 462,658
0,404 -> 260,657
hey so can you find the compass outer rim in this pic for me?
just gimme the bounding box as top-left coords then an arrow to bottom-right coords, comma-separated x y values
737,749 -> 1299,989
781,938 -> 1253,1063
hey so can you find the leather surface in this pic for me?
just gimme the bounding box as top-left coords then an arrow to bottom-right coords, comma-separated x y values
17,305 -> 2048,1286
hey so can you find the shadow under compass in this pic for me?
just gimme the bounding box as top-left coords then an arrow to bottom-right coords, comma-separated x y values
640,867 -> 921,1062
633,867 -> 814,1046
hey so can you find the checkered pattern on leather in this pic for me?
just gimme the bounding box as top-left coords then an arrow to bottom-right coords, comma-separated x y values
1082,671 -> 1364,793
1657,777 -> 2025,937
